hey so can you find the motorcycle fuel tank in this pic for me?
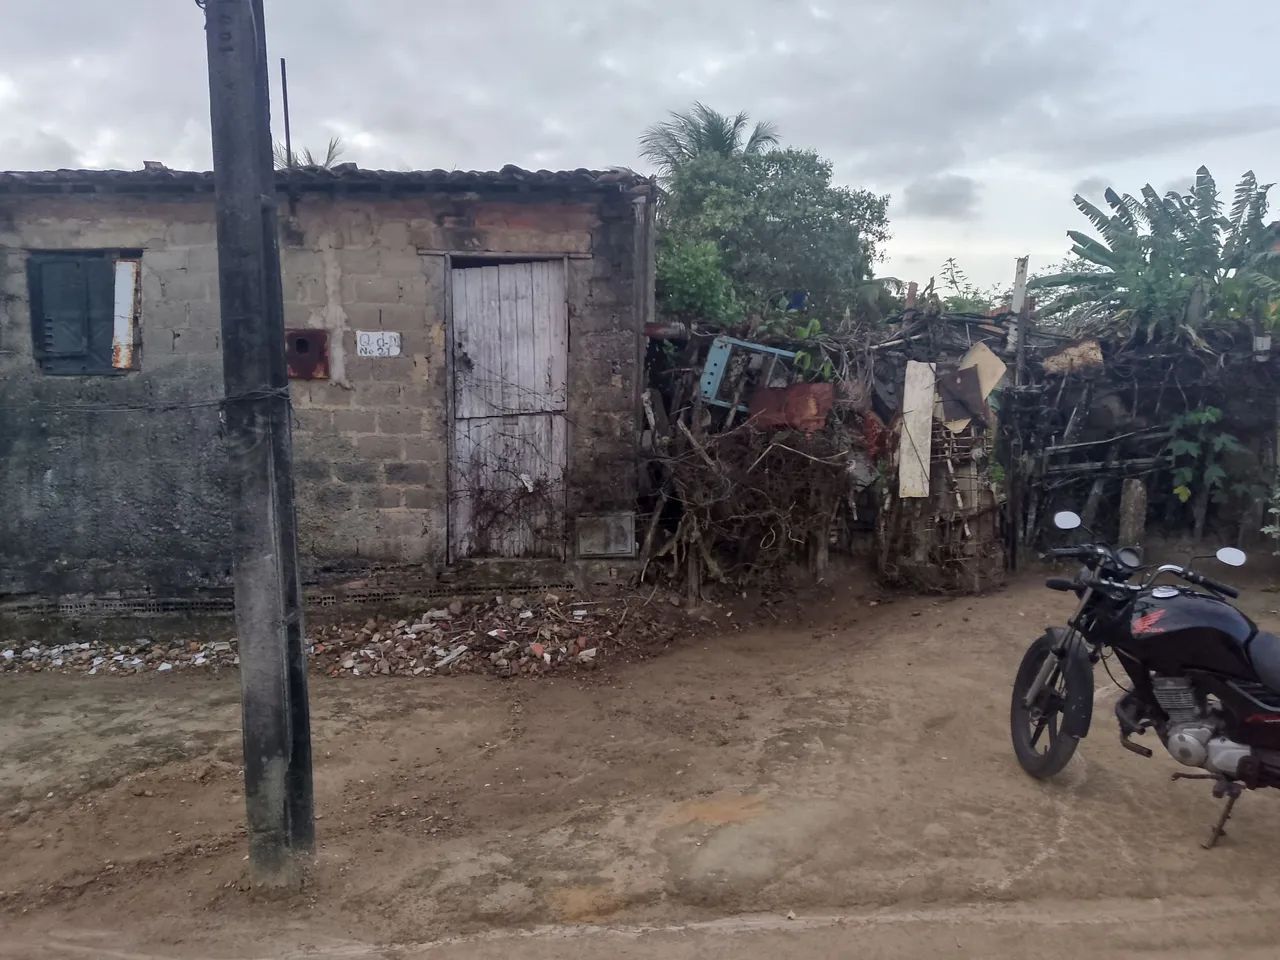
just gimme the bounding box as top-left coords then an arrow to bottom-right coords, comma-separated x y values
1118,590 -> 1257,679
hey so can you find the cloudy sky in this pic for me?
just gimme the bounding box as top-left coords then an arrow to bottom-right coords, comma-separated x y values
2,1 -> 1278,286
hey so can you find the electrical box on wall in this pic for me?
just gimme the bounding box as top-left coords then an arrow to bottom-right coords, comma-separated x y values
284,329 -> 329,380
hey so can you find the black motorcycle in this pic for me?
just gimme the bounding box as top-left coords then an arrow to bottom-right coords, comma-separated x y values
1011,510 -> 1280,847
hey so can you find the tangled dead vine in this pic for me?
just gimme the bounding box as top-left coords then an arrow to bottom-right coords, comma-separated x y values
641,413 -> 858,597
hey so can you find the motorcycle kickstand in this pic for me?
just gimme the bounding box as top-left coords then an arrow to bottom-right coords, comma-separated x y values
1171,773 -> 1243,849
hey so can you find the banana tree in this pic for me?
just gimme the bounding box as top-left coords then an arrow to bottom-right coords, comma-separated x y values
1032,168 -> 1279,347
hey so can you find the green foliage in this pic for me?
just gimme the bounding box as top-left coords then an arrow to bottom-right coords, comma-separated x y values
658,149 -> 890,335
1262,485 -> 1280,555
1031,168 -> 1279,346
640,103 -> 779,179
655,236 -> 739,324
1166,406 -> 1243,504
936,258 -> 1002,313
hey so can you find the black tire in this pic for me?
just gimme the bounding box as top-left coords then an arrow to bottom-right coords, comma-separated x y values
1010,631 -> 1086,779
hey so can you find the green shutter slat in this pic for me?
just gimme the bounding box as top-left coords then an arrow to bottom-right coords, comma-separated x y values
84,257 -> 116,370
38,259 -> 89,358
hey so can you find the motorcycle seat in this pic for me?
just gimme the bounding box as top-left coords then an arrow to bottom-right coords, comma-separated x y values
1249,630 -> 1280,695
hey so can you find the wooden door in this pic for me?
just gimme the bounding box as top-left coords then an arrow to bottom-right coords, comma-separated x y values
448,261 -> 568,559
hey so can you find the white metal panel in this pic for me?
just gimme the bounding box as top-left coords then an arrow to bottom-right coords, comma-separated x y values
111,259 -> 140,370
897,360 -> 936,498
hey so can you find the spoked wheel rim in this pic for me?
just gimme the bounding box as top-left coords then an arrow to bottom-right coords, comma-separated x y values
1022,666 -> 1066,758
1010,632 -> 1084,779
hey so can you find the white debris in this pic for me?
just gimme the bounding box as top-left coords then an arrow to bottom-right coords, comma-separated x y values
157,663 -> 173,673
436,645 -> 469,669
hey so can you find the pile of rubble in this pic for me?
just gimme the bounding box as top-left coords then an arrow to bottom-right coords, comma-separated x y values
1,591 -> 682,680
0,638 -> 237,675
310,593 -> 625,678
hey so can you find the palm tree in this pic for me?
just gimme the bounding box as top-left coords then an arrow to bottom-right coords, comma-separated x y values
639,103 -> 779,178
1032,167 -> 1280,346
272,135 -> 345,170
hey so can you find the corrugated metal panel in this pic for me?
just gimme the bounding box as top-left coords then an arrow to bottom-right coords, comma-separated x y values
449,414 -> 567,559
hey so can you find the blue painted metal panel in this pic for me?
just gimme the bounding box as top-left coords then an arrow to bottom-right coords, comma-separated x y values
698,336 -> 798,410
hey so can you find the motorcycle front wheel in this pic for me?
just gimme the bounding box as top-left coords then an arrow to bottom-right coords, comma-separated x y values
1010,631 -> 1084,778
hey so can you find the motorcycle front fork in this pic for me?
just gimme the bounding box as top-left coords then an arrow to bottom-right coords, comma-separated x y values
1022,587 -> 1094,709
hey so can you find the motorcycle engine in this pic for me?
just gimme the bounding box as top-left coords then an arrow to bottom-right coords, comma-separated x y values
1152,676 -> 1253,777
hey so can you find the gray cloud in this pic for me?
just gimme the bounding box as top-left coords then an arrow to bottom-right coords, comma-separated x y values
0,0 -> 1277,287
0,130 -> 79,169
1017,107 -> 1280,169
0,0 -> 1114,177
901,174 -> 980,219
1072,176 -> 1110,200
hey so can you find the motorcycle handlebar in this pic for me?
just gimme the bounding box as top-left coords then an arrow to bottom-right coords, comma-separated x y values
1048,546 -> 1092,559
1183,569 -> 1240,599
1046,550 -> 1241,599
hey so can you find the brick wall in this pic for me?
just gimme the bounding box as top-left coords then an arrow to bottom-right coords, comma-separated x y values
0,185 -> 651,600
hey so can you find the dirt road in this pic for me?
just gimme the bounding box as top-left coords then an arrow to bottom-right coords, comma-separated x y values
4,572 -> 1280,958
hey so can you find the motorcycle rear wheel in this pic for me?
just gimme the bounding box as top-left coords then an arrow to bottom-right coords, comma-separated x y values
1010,632 -> 1084,778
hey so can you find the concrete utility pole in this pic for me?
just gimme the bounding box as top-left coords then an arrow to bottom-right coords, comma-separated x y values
202,0 -> 314,886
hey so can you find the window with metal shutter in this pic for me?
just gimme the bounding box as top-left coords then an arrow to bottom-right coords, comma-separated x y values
27,252 -> 137,375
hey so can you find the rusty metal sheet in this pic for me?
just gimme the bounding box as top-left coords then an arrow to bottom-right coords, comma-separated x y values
943,342 -> 1006,433
937,366 -> 984,423
747,382 -> 834,433
285,329 -> 330,380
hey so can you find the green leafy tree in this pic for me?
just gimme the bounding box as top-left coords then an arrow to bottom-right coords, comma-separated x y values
657,150 -> 889,334
655,236 -> 739,324
1032,168 -> 1280,346
640,103 -> 779,180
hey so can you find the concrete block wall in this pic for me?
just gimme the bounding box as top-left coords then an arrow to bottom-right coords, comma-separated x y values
0,186 -> 650,600
279,197 -> 450,571
0,195 -> 231,597
282,191 -> 647,572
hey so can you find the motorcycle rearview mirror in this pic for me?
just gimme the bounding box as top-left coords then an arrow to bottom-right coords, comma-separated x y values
1216,546 -> 1247,568
1053,511 -> 1082,531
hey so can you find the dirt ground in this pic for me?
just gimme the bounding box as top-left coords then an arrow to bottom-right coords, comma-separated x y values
4,569 -> 1280,959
